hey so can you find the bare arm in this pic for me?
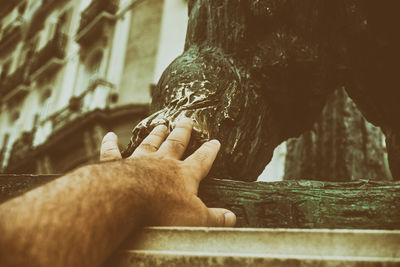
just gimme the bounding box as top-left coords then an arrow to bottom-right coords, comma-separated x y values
0,118 -> 236,267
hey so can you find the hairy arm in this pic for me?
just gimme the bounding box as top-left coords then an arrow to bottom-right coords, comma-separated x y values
0,119 -> 235,267
0,160 -> 148,266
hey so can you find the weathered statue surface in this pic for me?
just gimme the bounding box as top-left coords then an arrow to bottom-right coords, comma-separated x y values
123,0 -> 400,181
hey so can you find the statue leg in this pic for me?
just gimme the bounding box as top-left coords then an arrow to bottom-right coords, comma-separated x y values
342,1 -> 400,180
123,44 -> 275,181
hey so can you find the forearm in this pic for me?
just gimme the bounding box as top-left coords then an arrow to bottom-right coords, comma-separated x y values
0,120 -> 236,266
0,161 -> 146,267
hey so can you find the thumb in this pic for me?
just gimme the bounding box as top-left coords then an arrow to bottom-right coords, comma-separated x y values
206,208 -> 236,227
100,132 -> 122,161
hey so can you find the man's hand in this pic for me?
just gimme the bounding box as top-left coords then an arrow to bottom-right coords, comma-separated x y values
99,118 -> 236,227
0,118 -> 235,267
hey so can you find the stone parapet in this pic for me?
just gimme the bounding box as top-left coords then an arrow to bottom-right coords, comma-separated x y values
107,227 -> 400,267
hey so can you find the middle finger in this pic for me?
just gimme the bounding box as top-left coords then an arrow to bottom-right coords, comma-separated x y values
130,124 -> 169,157
157,118 -> 193,159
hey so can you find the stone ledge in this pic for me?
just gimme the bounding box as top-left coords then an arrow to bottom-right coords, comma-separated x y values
1,175 -> 400,229
106,227 -> 400,267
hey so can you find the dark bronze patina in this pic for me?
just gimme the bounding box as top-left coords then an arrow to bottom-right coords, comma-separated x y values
124,0 -> 400,181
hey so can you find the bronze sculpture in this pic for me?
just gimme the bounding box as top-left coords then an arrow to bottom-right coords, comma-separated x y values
123,0 -> 400,181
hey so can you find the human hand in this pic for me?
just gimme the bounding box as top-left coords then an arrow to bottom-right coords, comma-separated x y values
99,118 -> 236,227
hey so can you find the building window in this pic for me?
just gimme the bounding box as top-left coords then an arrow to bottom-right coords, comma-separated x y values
41,88 -> 52,102
18,2 -> 27,15
40,88 -> 52,120
87,50 -> 103,74
30,36 -> 39,54
47,16 -> 58,43
11,110 -> 20,122
17,47 -> 29,68
56,8 -> 73,35
1,60 -> 11,81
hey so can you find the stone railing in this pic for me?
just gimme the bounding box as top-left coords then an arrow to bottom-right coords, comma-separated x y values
1,175 -> 400,266
77,0 -> 119,35
0,65 -> 28,98
108,227 -> 400,266
28,32 -> 68,76
81,77 -> 116,111
50,104 -> 77,134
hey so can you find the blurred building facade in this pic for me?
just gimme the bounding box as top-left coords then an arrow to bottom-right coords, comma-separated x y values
0,0 -> 188,173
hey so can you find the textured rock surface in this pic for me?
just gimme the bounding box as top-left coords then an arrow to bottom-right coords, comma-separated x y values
0,174 -> 55,203
124,0 -> 400,181
284,88 -> 391,181
106,228 -> 400,267
199,178 -> 400,229
1,175 -> 400,229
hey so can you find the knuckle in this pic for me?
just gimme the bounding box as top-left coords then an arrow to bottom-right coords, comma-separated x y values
150,131 -> 167,139
195,150 -> 208,162
140,142 -> 158,152
198,209 -> 209,226
166,138 -> 186,150
184,161 -> 202,174
196,142 -> 218,157
215,215 -> 224,227
101,154 -> 118,161
211,210 -> 226,227
102,146 -> 117,154
151,125 -> 168,136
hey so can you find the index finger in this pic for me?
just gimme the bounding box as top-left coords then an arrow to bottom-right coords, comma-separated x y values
183,139 -> 221,182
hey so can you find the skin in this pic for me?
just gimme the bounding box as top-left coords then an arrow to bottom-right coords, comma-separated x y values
0,118 -> 236,267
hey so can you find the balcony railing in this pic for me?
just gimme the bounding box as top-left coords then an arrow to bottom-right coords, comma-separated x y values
50,77 -> 115,131
34,77 -> 116,140
0,18 -> 22,51
0,65 -> 28,98
28,32 -> 68,76
26,0 -> 66,39
77,0 -> 119,36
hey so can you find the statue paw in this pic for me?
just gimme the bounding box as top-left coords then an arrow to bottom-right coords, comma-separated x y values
122,108 -> 212,158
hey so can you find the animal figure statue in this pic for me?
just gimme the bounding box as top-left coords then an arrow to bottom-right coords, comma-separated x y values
123,0 -> 400,181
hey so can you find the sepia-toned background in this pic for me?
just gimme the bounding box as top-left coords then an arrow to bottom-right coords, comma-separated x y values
0,0 -> 188,173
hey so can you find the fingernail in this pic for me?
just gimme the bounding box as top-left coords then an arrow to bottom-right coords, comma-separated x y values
104,132 -> 116,139
209,139 -> 221,147
224,212 -> 236,227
